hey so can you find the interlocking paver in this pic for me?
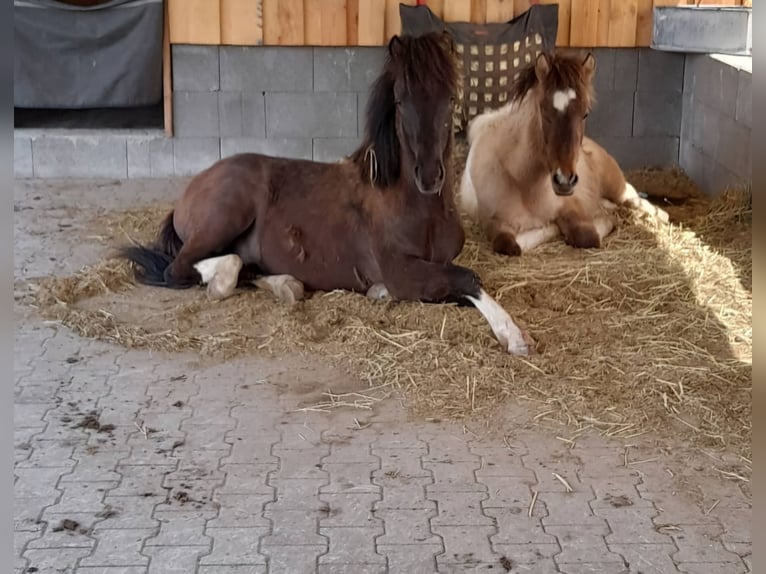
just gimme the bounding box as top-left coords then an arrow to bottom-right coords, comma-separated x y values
372,446 -> 430,477
429,491 -> 494,526
269,478 -> 327,511
23,547 -> 94,573
546,522 -> 624,565
378,543 -> 441,574
200,527 -> 269,565
373,476 -> 435,510
145,508 -> 212,546
375,508 -> 439,545
263,545 -> 325,574
486,508 -> 554,545
218,464 -> 276,495
433,525 -> 499,564
79,528 -> 155,567
318,525 -> 385,565
608,543 -> 679,573
676,564 -> 748,574
208,494 -> 273,528
143,545 -> 211,574
262,509 -> 326,546
670,524 -> 740,563
319,493 -> 379,527
320,462 -> 379,494
13,178 -> 752,574
425,461 -> 485,493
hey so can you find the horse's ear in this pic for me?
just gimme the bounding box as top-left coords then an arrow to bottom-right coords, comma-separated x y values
388,35 -> 403,58
582,52 -> 596,77
535,52 -> 551,83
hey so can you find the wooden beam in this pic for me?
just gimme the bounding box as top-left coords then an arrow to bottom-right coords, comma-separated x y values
220,0 -> 263,45
168,0 -> 221,44
485,0 -> 514,23
263,0 -> 304,45
163,0 -> 172,136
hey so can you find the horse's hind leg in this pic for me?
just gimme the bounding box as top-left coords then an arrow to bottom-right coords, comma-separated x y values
253,275 -> 306,304
193,254 -> 244,301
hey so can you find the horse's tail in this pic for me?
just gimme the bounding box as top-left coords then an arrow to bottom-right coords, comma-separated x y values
118,211 -> 184,287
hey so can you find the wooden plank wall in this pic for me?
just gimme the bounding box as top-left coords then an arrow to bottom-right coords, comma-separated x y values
168,0 -> 752,47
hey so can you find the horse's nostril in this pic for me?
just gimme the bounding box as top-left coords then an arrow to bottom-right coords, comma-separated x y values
570,173 -> 579,186
438,163 -> 446,181
414,165 -> 422,180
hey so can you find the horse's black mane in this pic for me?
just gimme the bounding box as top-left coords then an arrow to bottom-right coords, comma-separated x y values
350,32 -> 458,188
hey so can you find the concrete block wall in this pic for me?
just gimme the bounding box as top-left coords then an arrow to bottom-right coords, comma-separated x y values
679,54 -> 751,195
14,46 -> 688,178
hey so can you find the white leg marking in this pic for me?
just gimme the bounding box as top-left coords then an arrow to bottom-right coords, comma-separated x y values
593,215 -> 616,240
465,289 -> 530,356
620,182 -> 669,223
366,283 -> 390,300
193,254 -> 243,301
515,224 -> 562,253
254,274 -> 305,304
552,88 -> 577,112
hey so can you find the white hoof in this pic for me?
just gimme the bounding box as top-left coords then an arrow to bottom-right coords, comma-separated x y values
254,274 -> 305,304
366,283 -> 390,300
194,254 -> 243,301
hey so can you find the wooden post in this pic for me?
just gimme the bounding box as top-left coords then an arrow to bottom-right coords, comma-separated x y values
163,0 -> 173,137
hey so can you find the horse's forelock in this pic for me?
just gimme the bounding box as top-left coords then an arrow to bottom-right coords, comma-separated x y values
351,33 -> 457,189
510,53 -> 594,106
392,33 -> 458,97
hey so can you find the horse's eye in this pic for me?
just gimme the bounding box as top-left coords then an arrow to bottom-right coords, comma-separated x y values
583,112 -> 589,119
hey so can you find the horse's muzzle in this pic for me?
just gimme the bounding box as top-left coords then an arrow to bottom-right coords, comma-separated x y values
414,163 -> 446,196
552,170 -> 578,196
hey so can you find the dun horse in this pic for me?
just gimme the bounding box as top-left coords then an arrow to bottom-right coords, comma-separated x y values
459,51 -> 668,256
119,32 -> 531,355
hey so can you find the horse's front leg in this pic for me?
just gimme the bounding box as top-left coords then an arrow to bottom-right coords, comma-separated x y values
614,182 -> 670,223
490,221 -> 561,256
379,256 -> 532,355
555,205 -> 615,249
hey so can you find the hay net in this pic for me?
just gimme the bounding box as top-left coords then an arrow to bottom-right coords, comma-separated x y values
400,3 -> 559,134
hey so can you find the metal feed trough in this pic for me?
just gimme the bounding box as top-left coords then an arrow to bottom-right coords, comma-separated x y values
652,5 -> 752,56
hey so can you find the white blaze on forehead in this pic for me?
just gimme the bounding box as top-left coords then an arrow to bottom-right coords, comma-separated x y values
552,88 -> 577,112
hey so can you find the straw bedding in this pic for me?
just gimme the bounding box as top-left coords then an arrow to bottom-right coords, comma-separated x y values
25,156 -> 752,461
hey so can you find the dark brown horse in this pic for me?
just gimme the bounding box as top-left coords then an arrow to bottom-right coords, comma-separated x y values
119,32 -> 531,355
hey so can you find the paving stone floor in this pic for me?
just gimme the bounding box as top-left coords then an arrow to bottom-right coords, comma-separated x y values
14,179 -> 751,573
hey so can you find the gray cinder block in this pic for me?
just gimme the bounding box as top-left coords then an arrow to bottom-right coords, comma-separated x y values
638,48 -> 684,92
736,70 -> 752,127
172,45 -> 220,92
218,92 -> 266,138
173,92 -> 220,138
14,136 -> 33,178
716,115 -> 751,179
613,49 -> 639,91
266,92 -> 357,139
586,90 -> 634,138
314,48 -> 386,92
173,138 -> 220,176
591,49 -> 615,92
220,47 -> 313,92
128,136 -> 174,179
312,138 -> 362,163
32,134 -> 128,179
633,91 -> 683,137
220,138 -> 313,161
593,135 -> 679,170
